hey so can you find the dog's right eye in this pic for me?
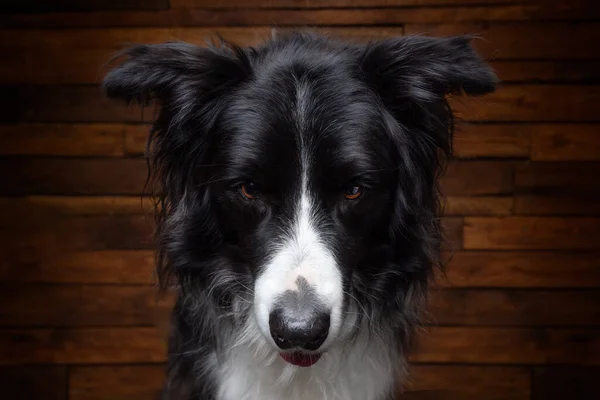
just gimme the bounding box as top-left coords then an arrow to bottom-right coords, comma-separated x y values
239,182 -> 260,200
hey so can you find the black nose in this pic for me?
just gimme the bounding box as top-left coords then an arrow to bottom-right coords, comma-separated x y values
269,309 -> 330,351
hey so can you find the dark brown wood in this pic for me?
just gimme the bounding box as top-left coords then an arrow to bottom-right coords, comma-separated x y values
405,22 -> 600,60
453,123 -> 530,158
463,217 -> 600,250
444,196 -> 513,216
515,162 -> 600,194
0,250 -> 155,284
411,327 -> 600,365
443,251 -> 600,288
531,124 -> 600,161
69,365 -> 165,400
0,367 -> 67,400
442,217 -> 463,250
0,123 -> 125,156
2,0 -> 168,13
171,0 -> 520,7
0,327 -> 167,365
0,158 -> 148,194
492,61 -> 600,83
407,365 -> 530,400
0,196 -> 153,216
0,284 -> 173,327
532,367 -> 600,400
441,162 -> 514,196
428,289 -> 600,326
514,195 -> 600,216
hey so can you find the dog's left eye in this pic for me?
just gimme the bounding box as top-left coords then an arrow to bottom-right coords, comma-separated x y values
344,185 -> 363,200
239,182 -> 260,200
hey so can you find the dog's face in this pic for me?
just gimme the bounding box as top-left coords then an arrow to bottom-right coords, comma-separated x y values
104,33 -> 496,366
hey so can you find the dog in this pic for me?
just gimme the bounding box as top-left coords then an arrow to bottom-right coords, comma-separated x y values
103,31 -> 497,400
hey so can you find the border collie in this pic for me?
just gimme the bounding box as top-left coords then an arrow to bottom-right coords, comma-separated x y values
103,31 -> 497,400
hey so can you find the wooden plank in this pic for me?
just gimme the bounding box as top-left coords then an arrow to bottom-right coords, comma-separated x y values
407,366 -> 530,400
452,85 -> 600,122
0,158 -> 148,194
3,0 -> 168,13
0,196 -> 154,216
442,251 -> 600,288
453,124 -> 530,158
0,214 -> 154,251
515,162 -> 600,194
0,285 -> 173,327
531,124 -> 600,161
405,22 -> 600,60
0,250 -> 155,284
0,327 -> 166,365
444,196 -> 513,216
124,124 -> 150,154
0,366 -> 67,400
70,365 -> 165,400
441,162 -> 514,196
463,217 -> 600,250
428,289 -> 600,327
514,195 -> 600,216
0,124 -> 125,156
4,4 -> 598,30
171,0 -> 519,8
442,217 -> 463,250
492,61 -> 600,83
532,367 -> 600,400
411,327 -> 600,365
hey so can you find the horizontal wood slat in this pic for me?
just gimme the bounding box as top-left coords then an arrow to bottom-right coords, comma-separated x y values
463,217 -> 600,250
444,196 -> 513,216
443,251 -> 600,288
429,290 -> 600,327
407,365 -> 530,400
0,366 -> 67,400
3,0 -> 168,13
69,365 -> 165,400
442,162 -> 514,196
405,22 -> 600,60
0,327 -> 167,365
514,195 -> 600,216
411,327 -> 600,365
0,196 -> 153,216
0,250 -> 155,284
453,123 -> 530,158
531,124 -> 600,161
0,285 -> 173,327
492,60 -> 600,83
515,162 -> 600,194
170,0 -> 521,8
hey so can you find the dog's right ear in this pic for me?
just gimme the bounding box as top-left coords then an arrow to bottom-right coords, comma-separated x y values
103,41 -> 252,121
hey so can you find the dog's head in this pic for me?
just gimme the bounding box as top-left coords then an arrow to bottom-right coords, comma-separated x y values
104,32 -> 497,366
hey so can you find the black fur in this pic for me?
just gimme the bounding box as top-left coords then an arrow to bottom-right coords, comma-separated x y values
104,31 -> 498,399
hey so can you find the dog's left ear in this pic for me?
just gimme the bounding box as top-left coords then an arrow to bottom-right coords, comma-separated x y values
360,35 -> 498,106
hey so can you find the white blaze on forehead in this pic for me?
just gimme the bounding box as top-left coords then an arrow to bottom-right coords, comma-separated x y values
254,80 -> 344,345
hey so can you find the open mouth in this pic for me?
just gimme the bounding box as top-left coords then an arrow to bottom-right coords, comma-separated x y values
279,351 -> 322,367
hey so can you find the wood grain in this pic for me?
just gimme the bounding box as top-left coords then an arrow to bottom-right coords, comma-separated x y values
515,162 -> 600,194
441,162 -> 514,196
463,217 -> 600,250
0,250 -> 155,284
514,195 -> 600,216
492,60 -> 600,83
412,327 -> 600,365
70,365 -> 165,400
443,251 -> 600,288
531,124 -> 600,161
171,0 -> 519,8
0,196 -> 153,216
428,289 -> 600,327
453,123 -> 530,158
444,196 -> 513,216
408,365 -> 530,400
0,284 -> 173,327
0,327 -> 167,365
3,0 -> 168,13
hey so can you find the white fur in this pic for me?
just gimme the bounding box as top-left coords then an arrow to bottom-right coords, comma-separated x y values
215,314 -> 400,400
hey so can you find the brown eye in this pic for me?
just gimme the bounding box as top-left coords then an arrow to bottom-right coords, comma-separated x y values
239,182 -> 259,199
344,185 -> 363,200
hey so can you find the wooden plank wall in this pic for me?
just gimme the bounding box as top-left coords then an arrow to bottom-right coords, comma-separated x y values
1,0 -> 599,399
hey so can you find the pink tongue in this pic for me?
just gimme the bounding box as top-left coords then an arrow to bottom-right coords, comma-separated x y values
280,352 -> 322,367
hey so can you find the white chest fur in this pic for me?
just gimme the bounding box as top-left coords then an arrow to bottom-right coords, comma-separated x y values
214,331 -> 400,400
